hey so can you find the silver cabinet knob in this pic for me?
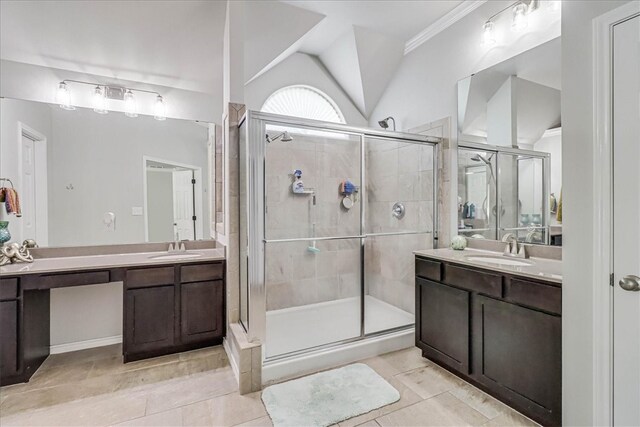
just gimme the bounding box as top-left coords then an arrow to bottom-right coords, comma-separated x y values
619,275 -> 640,291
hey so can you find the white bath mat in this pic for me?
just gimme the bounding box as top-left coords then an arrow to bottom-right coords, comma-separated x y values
261,363 -> 400,427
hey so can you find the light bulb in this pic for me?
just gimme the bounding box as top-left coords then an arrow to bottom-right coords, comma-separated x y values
56,82 -> 75,110
482,21 -> 496,47
154,95 -> 166,121
92,86 -> 108,114
512,3 -> 528,32
124,90 -> 137,118
547,0 -> 560,12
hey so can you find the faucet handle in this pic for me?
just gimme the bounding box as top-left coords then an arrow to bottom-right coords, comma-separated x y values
504,243 -> 512,256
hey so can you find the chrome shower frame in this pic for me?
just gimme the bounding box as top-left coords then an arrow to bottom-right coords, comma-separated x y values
458,141 -> 551,244
239,110 -> 441,361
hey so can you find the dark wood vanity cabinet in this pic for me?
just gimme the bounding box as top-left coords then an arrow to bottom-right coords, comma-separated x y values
0,300 -> 20,379
125,285 -> 176,355
415,256 -> 561,426
0,259 -> 225,385
123,261 -> 225,362
416,278 -> 470,373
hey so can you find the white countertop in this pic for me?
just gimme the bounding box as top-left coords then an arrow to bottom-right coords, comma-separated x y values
414,248 -> 562,284
0,248 -> 225,276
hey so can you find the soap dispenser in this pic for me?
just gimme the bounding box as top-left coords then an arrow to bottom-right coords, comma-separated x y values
292,169 -> 304,193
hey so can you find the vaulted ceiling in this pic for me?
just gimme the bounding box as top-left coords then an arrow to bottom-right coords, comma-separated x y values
1,0 -> 478,120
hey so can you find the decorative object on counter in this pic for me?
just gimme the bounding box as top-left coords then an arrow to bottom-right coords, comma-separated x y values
0,239 -> 37,266
0,221 -> 11,245
556,189 -> 562,222
451,235 -> 468,250
0,178 -> 22,217
520,213 -> 531,226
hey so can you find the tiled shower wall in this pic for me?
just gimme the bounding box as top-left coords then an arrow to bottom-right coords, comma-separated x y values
264,131 -> 436,315
265,131 -> 362,311
364,140 -> 435,315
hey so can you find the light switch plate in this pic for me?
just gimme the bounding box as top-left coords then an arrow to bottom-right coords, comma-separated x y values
131,207 -> 143,216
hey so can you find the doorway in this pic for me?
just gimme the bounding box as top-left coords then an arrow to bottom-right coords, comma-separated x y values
18,122 -> 48,246
143,157 -> 203,243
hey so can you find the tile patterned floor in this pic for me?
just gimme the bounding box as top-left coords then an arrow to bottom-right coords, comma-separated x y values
0,345 -> 539,427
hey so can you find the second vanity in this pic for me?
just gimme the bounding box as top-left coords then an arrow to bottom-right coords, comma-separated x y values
0,246 -> 226,386
414,247 -> 561,427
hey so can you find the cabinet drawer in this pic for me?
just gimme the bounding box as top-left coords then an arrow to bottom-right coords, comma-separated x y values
180,263 -> 223,283
39,271 -> 111,289
416,258 -> 442,282
126,267 -> 175,289
0,278 -> 19,300
505,278 -> 562,315
443,264 -> 502,298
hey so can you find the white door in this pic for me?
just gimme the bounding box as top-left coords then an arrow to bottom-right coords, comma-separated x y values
20,135 -> 36,243
613,13 -> 640,427
172,170 -> 195,240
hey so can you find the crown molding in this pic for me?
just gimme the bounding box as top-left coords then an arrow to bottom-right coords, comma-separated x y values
404,0 -> 488,55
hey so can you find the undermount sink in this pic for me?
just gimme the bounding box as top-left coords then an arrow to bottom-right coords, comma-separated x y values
150,252 -> 203,261
464,255 -> 533,267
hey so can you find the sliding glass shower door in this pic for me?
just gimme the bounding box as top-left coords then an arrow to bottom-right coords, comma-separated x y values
239,111 -> 438,361
263,124 -> 363,358
363,137 -> 436,334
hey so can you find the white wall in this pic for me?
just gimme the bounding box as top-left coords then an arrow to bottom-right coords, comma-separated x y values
0,98 -> 52,243
561,1 -> 630,425
146,170 -> 175,242
1,60 -> 220,124
245,52 -> 367,126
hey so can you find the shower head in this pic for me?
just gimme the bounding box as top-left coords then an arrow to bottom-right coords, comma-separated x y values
470,154 -> 490,165
266,131 -> 293,143
378,116 -> 396,131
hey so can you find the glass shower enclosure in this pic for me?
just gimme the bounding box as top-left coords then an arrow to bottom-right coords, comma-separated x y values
239,111 -> 439,361
457,142 -> 551,244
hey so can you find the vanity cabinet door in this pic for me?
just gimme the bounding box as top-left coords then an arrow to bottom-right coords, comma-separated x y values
0,300 -> 20,380
416,278 -> 470,374
125,285 -> 175,357
472,295 -> 561,426
180,280 -> 224,344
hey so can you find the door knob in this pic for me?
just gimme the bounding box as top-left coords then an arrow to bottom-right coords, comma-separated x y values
619,275 -> 640,291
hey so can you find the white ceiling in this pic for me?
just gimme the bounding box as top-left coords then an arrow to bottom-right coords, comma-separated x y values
282,0 -> 465,54
0,0 -> 227,95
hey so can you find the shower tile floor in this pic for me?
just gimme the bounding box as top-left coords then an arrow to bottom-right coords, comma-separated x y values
0,344 -> 539,426
266,296 -> 414,358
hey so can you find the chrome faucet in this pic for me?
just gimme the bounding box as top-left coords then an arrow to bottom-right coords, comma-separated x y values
168,225 -> 186,253
502,233 -> 528,259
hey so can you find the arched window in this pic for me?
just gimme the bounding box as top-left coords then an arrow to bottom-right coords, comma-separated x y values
261,85 -> 345,124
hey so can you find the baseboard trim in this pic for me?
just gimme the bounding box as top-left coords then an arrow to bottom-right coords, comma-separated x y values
50,335 -> 122,354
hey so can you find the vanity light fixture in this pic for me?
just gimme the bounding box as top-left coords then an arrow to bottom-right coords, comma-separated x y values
92,85 -> 108,114
54,80 -> 166,119
511,3 -> 528,31
154,95 -> 166,121
481,0 -> 539,46
481,21 -> 497,47
56,82 -> 75,110
124,90 -> 137,118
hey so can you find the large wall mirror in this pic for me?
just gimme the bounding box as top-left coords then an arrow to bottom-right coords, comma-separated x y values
0,97 -> 216,248
457,37 -> 562,246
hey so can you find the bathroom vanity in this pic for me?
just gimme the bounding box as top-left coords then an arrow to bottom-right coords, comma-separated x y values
414,248 -> 561,426
0,249 -> 225,386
